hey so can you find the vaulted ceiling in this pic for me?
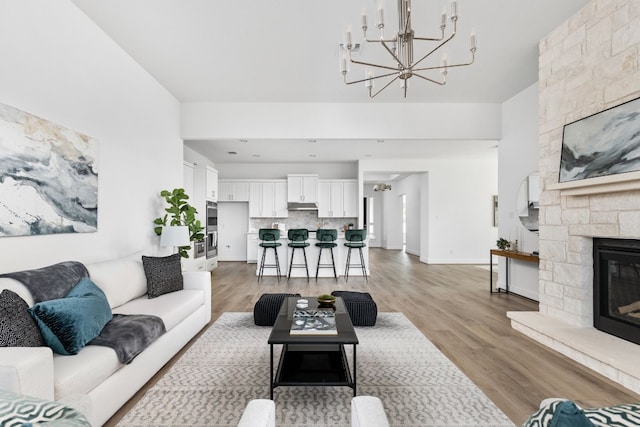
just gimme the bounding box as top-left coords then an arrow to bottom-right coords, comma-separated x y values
71,0 -> 591,164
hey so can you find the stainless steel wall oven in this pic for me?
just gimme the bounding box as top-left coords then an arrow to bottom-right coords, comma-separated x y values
206,201 -> 218,259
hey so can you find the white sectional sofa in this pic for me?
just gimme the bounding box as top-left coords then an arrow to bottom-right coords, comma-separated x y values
237,396 -> 390,427
0,253 -> 211,427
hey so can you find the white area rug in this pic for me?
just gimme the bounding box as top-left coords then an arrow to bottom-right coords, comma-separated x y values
117,312 -> 514,427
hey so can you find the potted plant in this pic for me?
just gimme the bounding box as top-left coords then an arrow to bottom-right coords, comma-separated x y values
496,238 -> 511,251
153,188 -> 205,258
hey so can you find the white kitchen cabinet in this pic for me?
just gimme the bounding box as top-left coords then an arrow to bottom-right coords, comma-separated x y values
183,161 -> 195,198
287,174 -> 318,203
205,166 -> 218,201
342,180 -> 358,217
218,180 -> 250,201
248,180 -> 288,218
246,233 -> 259,263
318,179 -> 357,218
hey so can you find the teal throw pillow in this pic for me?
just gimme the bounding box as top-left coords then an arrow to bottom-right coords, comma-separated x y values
29,277 -> 112,355
549,401 -> 595,427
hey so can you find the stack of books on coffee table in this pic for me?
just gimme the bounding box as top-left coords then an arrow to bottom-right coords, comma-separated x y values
290,309 -> 337,335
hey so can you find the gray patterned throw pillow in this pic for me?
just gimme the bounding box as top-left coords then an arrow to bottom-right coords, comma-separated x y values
0,289 -> 45,347
142,254 -> 184,299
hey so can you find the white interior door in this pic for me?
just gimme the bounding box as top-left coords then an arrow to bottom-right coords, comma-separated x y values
218,202 -> 249,261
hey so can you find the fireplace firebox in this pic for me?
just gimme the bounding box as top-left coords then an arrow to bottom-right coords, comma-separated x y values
594,238 -> 640,346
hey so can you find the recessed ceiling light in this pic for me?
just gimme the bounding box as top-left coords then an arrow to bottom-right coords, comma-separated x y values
239,139 -> 248,143
308,139 -> 317,143
364,154 -> 372,158
228,151 -> 237,155
377,139 -> 384,143
309,154 -> 316,157
252,154 -> 260,157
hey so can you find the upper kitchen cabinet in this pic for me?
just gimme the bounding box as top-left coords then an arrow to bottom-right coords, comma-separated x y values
318,179 -> 358,218
205,166 -> 218,201
249,180 -> 288,218
218,180 -> 250,202
287,174 -> 318,203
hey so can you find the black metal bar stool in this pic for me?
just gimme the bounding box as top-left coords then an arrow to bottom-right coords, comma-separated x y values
287,229 -> 310,281
258,228 -> 282,280
315,229 -> 338,281
344,229 -> 368,281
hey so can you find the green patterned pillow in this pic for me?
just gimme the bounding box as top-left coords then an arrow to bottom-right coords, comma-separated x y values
0,389 -> 90,426
523,400 -> 640,427
522,399 -> 565,427
583,403 -> 640,426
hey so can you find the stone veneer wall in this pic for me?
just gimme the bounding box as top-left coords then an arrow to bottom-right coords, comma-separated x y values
538,0 -> 640,328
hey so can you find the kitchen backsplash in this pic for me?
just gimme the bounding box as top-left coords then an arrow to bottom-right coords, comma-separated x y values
249,211 -> 357,232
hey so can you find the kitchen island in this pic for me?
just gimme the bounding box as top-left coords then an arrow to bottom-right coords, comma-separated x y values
247,230 -> 369,278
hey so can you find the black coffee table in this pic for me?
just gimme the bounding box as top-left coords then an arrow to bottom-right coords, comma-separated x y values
268,297 -> 359,398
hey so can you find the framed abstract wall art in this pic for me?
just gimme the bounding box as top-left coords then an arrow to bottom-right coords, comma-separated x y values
0,103 -> 98,237
560,96 -> 640,183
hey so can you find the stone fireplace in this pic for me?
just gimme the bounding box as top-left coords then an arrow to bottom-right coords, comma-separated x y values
507,0 -> 640,394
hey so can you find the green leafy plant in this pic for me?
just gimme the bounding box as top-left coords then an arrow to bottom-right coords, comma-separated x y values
496,237 -> 511,250
153,188 -> 205,258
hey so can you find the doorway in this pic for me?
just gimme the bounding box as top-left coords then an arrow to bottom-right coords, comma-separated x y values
401,194 -> 407,252
217,202 -> 249,261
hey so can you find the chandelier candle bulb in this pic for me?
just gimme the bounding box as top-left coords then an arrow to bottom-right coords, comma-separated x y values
365,70 -> 373,88
346,29 -> 352,49
451,0 -> 458,19
361,12 -> 367,30
470,32 -> 477,50
340,53 -> 347,73
441,10 -> 447,28
377,6 -> 384,28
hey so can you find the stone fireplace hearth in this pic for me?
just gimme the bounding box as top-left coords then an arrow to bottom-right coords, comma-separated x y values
507,0 -> 640,395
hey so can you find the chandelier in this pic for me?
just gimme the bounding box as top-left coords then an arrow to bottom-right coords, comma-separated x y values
339,0 -> 477,98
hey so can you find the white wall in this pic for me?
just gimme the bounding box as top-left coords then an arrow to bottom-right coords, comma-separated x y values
498,83 -> 540,299
182,103 -> 501,141
359,157 -> 498,264
395,175 -> 422,256
363,185 -> 385,248
215,162 -> 357,180
0,1 -> 181,272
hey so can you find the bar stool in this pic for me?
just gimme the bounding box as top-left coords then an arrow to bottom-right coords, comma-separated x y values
258,228 -> 281,280
344,229 -> 368,281
287,229 -> 310,281
315,229 -> 338,281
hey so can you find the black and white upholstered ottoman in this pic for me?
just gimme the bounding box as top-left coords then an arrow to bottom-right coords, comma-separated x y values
331,291 -> 377,326
253,293 -> 301,326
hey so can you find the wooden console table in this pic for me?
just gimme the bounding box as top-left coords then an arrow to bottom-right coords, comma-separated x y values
489,249 -> 539,294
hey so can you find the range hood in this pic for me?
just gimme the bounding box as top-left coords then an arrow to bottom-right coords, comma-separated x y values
287,202 -> 318,211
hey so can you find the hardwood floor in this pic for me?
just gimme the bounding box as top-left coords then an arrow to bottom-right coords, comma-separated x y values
106,248 -> 640,426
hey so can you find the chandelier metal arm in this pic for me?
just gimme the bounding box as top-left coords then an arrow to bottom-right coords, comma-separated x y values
343,70 -> 400,86
411,72 -> 446,86
369,75 -> 402,98
380,38 -> 405,68
349,57 -> 400,73
411,25 -> 456,69
413,51 -> 475,73
363,34 -> 398,43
